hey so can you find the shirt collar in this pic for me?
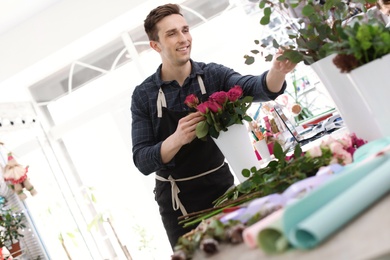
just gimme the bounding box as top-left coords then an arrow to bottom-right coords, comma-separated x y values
153,59 -> 205,88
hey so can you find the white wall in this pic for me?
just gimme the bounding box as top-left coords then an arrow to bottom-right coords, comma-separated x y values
0,0 -> 166,94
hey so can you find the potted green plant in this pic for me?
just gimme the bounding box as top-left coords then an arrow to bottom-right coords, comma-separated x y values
330,21 -> 390,72
244,0 -> 388,142
328,21 -> 390,139
244,0 -> 377,65
0,208 -> 27,257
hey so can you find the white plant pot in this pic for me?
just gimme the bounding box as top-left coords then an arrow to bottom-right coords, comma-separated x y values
212,123 -> 260,183
311,54 -> 383,141
347,54 -> 390,139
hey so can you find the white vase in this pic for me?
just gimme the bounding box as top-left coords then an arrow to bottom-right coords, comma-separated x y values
311,54 -> 382,141
212,123 -> 259,183
347,54 -> 390,139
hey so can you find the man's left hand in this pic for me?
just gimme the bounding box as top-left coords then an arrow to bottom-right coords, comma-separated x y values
271,48 -> 297,75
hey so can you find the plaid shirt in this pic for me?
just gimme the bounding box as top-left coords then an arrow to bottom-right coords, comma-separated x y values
131,60 -> 286,175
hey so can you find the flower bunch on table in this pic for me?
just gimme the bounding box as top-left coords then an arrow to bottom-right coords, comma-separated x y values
184,86 -> 253,139
305,133 -> 367,165
172,133 -> 367,259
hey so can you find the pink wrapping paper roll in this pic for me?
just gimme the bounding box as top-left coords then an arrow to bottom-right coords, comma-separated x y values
243,208 -> 284,249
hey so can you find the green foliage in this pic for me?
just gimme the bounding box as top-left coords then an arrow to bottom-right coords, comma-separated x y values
244,0 -> 377,65
0,208 -> 26,247
330,22 -> 390,72
179,142 -> 333,228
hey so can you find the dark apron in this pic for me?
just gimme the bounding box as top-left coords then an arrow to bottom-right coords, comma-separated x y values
155,78 -> 234,248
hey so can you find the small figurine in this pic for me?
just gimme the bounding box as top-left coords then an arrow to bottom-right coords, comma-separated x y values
3,153 -> 37,200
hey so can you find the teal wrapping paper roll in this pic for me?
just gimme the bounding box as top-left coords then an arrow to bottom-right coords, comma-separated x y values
353,136 -> 390,163
283,147 -> 390,249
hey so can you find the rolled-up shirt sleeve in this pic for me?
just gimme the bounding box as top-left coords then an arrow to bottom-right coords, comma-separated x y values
131,87 -> 168,175
258,70 -> 286,100
220,65 -> 286,102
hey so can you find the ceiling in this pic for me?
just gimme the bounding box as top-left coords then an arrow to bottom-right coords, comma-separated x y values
0,0 -> 62,36
0,0 -> 148,97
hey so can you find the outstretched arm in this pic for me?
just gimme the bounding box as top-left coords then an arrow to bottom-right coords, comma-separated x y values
266,48 -> 297,93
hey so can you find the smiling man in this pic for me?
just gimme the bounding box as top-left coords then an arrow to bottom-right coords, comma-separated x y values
130,3 -> 296,249
377,0 -> 390,26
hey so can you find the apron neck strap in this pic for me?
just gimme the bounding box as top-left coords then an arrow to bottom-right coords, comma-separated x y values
197,75 -> 206,95
157,88 -> 167,118
157,75 -> 206,118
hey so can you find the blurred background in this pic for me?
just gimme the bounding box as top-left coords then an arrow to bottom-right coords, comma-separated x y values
0,0 -> 335,259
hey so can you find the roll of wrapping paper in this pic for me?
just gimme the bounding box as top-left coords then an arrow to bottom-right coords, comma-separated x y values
257,212 -> 290,254
283,145 -> 390,249
243,208 -> 284,249
353,136 -> 390,163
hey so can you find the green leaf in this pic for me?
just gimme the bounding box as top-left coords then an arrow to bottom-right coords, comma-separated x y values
260,15 -> 270,25
293,144 -> 302,158
196,121 -> 209,139
267,160 -> 278,170
272,39 -> 280,48
265,54 -> 273,62
242,169 -> 250,178
242,95 -> 254,103
244,55 -> 255,65
243,115 -> 252,122
283,50 -> 304,64
306,39 -> 319,51
91,193 -> 97,203
251,49 -> 260,54
237,180 -> 254,193
273,142 -> 284,161
263,7 -> 272,16
301,5 -> 315,16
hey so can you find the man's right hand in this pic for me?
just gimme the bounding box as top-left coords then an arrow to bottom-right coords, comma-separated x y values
160,112 -> 205,163
175,112 -> 205,145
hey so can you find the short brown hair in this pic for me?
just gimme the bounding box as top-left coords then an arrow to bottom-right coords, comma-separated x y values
144,4 -> 183,41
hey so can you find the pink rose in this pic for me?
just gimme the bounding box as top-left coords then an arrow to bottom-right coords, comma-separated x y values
334,150 -> 353,165
320,136 -> 336,147
350,133 -> 367,148
329,142 -> 353,165
196,102 -> 209,114
205,101 -> 222,113
346,146 -> 356,156
209,91 -> 228,105
184,94 -> 199,108
329,142 -> 344,155
227,85 -> 243,102
307,146 -> 322,158
338,134 -> 352,149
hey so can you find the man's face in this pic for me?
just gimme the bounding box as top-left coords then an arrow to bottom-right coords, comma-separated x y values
153,14 -> 192,66
380,4 -> 390,16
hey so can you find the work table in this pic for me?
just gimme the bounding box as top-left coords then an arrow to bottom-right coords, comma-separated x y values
193,190 -> 390,260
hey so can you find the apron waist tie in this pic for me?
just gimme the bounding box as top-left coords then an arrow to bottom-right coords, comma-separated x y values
155,162 -> 225,216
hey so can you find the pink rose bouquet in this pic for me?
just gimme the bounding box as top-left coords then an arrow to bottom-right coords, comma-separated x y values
305,133 -> 367,165
184,85 -> 254,139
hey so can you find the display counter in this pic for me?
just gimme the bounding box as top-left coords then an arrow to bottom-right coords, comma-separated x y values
193,192 -> 390,260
